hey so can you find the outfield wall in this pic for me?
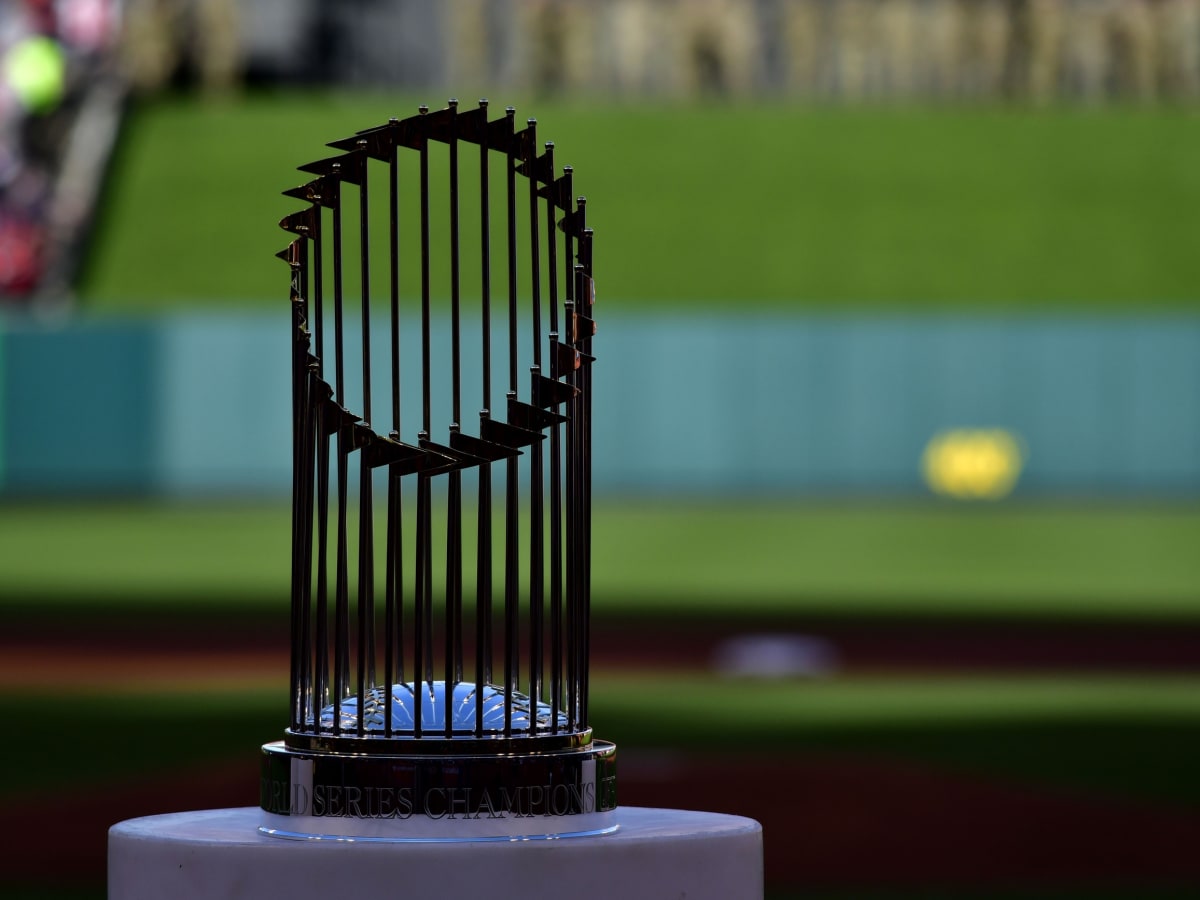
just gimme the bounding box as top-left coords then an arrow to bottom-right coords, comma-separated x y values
1,312 -> 1197,498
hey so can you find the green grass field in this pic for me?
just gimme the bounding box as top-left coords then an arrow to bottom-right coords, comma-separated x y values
81,94 -> 1200,311
2,500 -> 1197,619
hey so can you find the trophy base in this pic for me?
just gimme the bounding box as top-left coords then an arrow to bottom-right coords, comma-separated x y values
110,807 -> 764,900
260,735 -> 617,840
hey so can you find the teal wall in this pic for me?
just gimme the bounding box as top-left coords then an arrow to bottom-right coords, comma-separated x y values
1,312 -> 1197,497
1,319 -> 159,492
602,314 -> 1200,494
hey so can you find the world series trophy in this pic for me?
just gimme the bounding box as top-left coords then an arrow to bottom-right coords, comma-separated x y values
108,99 -> 761,900
262,99 -> 615,840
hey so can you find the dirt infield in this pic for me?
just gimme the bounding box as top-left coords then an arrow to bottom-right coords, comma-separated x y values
7,614 -> 1200,685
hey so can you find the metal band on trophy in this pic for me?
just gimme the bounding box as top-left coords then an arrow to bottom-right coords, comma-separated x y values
262,100 -> 614,839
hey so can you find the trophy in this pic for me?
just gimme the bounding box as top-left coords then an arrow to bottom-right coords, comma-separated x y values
261,99 -> 615,840
109,97 -> 758,900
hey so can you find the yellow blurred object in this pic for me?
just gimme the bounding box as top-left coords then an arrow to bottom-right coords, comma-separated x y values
4,35 -> 67,114
922,429 -> 1024,500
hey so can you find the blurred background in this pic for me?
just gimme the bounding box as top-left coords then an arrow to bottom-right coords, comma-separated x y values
2,1 -> 1199,898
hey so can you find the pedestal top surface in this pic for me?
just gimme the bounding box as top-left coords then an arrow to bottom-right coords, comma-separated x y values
109,806 -> 764,900
112,804 -> 759,846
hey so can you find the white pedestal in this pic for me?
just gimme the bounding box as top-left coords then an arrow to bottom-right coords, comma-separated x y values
109,806 -> 763,900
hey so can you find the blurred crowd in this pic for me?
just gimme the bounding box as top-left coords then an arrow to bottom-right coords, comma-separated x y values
452,0 -> 1200,100
0,0 -> 120,299
5,0 -> 1198,302
121,0 -> 236,94
228,0 -> 1200,101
